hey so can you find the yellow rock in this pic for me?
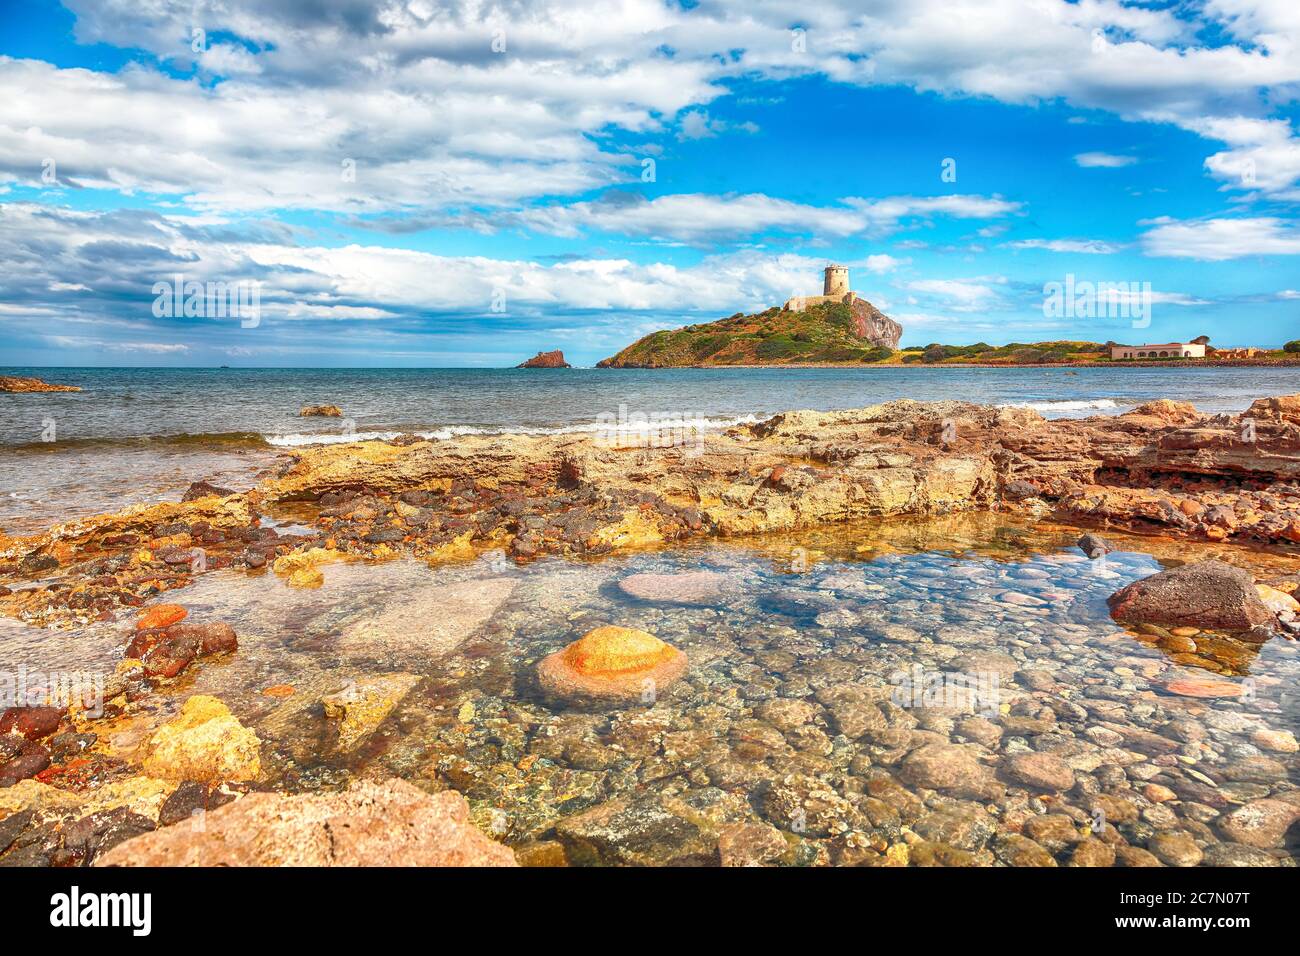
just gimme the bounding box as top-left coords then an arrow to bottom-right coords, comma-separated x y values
457,701 -> 476,723
321,674 -> 420,751
288,567 -> 324,589
272,546 -> 346,576
1256,584 -> 1300,614
141,695 -> 261,783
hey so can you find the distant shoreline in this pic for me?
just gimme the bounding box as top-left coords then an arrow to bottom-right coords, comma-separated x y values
598,357 -> 1300,370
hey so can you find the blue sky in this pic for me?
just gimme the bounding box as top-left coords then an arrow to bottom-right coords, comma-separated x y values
1,0 -> 1298,367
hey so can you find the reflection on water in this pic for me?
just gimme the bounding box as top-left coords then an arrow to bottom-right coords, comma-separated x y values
6,515 -> 1299,865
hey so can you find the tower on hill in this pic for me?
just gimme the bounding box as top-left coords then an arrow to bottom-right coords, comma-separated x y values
781,263 -> 903,350
824,264 -> 849,297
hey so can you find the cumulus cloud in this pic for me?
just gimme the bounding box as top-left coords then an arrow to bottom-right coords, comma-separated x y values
1141,216 -> 1300,259
4,0 -> 1298,215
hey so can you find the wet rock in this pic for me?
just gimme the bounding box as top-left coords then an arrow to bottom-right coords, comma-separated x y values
1024,814 -> 1086,854
338,577 -> 516,656
617,570 -> 732,605
0,706 -> 65,741
908,841 -> 981,867
1215,798 -> 1300,849
1107,560 -> 1276,633
1200,842 -> 1282,867
321,673 -> 420,751
135,603 -> 187,630
764,773 -> 860,836
54,808 -> 156,866
299,404 -> 343,417
912,805 -> 996,851
755,699 -> 819,733
141,695 -> 261,783
717,821 -> 789,866
182,480 -> 236,502
815,684 -> 889,738
992,833 -> 1057,866
1251,728 -> 1298,753
1077,533 -> 1113,559
99,780 -> 515,866
555,791 -> 729,866
538,626 -> 687,704
1114,845 -> 1163,867
1002,752 -> 1076,792
157,780 -> 240,827
0,741 -> 51,787
1068,837 -> 1116,867
898,744 -> 1001,800
1147,832 -> 1203,867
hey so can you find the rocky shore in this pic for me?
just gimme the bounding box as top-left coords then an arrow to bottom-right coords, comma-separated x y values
1,394 -> 1298,867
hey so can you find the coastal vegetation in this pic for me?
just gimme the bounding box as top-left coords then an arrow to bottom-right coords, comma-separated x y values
598,305 -> 1295,367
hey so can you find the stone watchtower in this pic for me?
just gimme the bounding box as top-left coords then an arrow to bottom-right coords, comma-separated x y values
824,264 -> 849,297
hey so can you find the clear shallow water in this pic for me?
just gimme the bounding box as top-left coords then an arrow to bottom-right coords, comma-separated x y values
3,364 -> 1299,536
14,516 -> 1298,865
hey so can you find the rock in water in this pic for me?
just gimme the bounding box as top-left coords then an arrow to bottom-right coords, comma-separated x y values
1077,533 -> 1113,559
1107,559 -> 1276,634
516,350 -> 571,368
140,695 -> 261,783
96,780 -> 516,866
182,480 -> 235,502
136,604 -> 187,630
0,375 -> 80,392
538,625 -> 687,703
321,673 -> 420,751
617,570 -> 731,604
298,404 -> 343,417
338,578 -> 516,656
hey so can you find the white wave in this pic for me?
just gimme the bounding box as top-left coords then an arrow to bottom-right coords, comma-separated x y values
263,413 -> 767,447
997,399 -> 1122,412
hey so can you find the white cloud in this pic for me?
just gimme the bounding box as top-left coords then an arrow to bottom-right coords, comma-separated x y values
1075,152 -> 1139,168
5,0 -> 1297,216
1006,238 -> 1123,254
905,276 -> 1008,311
1141,216 -> 1300,259
471,192 -> 1022,243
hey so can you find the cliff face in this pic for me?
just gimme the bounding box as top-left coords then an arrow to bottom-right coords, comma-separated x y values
598,299 -> 901,367
517,350 -> 571,368
849,296 -> 903,350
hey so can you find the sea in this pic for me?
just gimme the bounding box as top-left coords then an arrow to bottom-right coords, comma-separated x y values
3,364 -> 1299,536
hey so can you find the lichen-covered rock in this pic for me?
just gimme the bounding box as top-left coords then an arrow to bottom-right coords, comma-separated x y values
140,696 -> 261,783
96,780 -> 516,866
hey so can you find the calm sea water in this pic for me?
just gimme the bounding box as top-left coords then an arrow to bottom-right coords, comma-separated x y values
2,365 -> 1299,534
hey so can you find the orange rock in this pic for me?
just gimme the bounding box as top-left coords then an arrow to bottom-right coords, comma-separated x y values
1163,678 -> 1242,698
136,604 -> 187,631
262,685 -> 296,698
538,625 -> 687,703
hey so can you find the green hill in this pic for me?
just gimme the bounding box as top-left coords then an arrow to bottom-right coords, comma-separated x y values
597,301 -> 897,367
